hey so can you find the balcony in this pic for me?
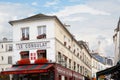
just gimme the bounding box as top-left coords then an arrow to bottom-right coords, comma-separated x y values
37,34 -> 46,39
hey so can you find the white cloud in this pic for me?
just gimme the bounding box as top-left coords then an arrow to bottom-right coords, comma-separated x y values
50,1 -> 119,57
0,2 -> 35,39
63,16 -> 87,22
52,5 -> 110,17
44,0 -> 59,7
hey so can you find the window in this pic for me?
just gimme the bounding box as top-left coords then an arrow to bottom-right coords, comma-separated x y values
58,52 -> 62,63
77,64 -> 79,72
64,36 -> 67,46
1,56 -> 4,61
80,66 -> 82,73
64,56 -> 67,68
20,51 -> 29,59
30,53 -> 36,60
6,44 -> 13,51
65,77 -> 67,80
21,28 -> 29,40
37,26 -> 46,39
69,59 -> 71,69
38,25 -> 46,35
8,56 -> 12,64
59,75 -> 61,80
37,50 -> 46,59
0,44 -> 3,49
74,62 -> 76,71
1,68 -> 4,71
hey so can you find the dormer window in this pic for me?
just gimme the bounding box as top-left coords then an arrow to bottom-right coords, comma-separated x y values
37,25 -> 46,39
21,28 -> 29,40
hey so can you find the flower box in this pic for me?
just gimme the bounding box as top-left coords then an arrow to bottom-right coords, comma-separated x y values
21,37 -> 29,40
34,58 -> 48,64
17,58 -> 30,64
37,34 -> 46,39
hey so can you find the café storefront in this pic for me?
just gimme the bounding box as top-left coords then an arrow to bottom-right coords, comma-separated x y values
1,63 -> 84,80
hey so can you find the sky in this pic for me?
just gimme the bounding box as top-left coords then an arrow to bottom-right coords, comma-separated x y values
0,0 -> 120,57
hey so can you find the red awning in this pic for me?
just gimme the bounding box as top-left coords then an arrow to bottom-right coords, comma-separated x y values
1,63 -> 53,75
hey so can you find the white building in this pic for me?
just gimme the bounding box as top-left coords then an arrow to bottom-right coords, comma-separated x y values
113,18 -> 120,65
91,52 -> 113,79
91,55 -> 99,78
8,14 -> 92,78
0,38 -> 13,72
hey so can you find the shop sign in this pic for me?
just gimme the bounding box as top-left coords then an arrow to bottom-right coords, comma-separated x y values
56,67 -> 72,77
56,66 -> 83,79
73,72 -> 83,79
16,41 -> 50,50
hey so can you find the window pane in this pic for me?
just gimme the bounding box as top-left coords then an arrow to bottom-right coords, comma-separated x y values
22,28 -> 29,38
38,26 -> 46,35
8,56 -> 12,64
38,27 -> 42,35
43,26 -> 46,34
26,28 -> 29,38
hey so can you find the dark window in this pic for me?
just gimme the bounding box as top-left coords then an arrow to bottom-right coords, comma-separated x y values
6,44 -> 13,51
69,59 -> 71,69
74,62 -> 76,71
1,68 -> 4,71
1,44 -> 3,48
58,52 -> 62,63
65,77 -> 67,80
8,56 -> 12,64
59,75 -> 61,80
20,51 -> 29,59
1,56 -> 4,61
37,50 -> 46,58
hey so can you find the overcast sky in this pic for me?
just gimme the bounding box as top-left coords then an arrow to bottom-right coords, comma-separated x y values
0,0 -> 120,57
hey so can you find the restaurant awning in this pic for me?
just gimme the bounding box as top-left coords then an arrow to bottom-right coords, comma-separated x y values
1,63 -> 53,74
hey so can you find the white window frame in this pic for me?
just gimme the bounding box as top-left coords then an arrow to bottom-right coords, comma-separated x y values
21,27 -> 29,38
38,25 -> 46,35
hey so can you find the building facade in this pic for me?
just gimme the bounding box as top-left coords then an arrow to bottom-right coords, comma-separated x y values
113,18 -> 120,65
3,14 -> 92,79
0,38 -> 13,72
96,18 -> 120,80
91,56 -> 99,78
91,52 -> 113,80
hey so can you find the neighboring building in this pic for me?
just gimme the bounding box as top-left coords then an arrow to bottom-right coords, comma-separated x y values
78,40 -> 92,77
91,52 -> 113,79
113,18 -> 120,65
91,55 -> 99,78
96,18 -> 120,80
0,38 -> 13,72
1,14 -> 93,79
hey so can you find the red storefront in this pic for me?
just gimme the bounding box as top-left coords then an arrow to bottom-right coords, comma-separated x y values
1,63 -> 83,80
